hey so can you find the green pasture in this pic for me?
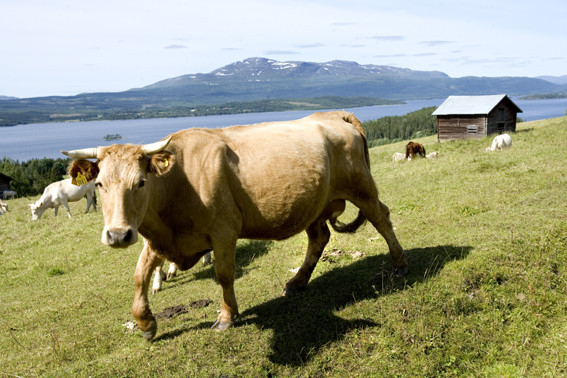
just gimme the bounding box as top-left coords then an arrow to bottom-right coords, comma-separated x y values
1,117 -> 566,376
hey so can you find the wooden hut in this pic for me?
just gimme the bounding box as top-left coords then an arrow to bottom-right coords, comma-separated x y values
432,94 -> 522,140
0,172 -> 13,194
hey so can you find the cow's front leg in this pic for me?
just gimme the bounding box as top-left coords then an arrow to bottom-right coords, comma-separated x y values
132,240 -> 163,340
211,239 -> 238,331
61,199 -> 72,218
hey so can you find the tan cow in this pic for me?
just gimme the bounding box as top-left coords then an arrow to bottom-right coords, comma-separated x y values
62,111 -> 407,341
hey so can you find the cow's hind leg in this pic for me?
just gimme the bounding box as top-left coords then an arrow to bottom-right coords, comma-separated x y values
357,198 -> 408,275
132,240 -> 164,340
283,217 -> 330,296
152,262 -> 167,294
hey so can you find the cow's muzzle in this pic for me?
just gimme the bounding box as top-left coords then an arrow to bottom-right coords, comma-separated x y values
103,228 -> 137,247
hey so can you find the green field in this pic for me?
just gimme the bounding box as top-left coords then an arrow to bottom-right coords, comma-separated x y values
1,117 -> 566,376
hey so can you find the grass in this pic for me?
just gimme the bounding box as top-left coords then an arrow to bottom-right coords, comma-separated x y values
1,117 -> 566,376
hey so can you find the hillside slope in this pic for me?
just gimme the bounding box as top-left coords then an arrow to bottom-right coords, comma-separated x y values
0,117 -> 566,376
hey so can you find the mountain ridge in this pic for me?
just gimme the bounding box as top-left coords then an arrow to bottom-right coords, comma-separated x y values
1,57 -> 565,126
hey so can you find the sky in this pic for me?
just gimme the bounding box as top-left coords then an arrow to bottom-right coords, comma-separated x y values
1,0 -> 566,98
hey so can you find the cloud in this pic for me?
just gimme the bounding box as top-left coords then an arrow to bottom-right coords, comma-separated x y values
420,40 -> 453,46
165,44 -> 187,49
296,43 -> 325,49
370,36 -> 405,41
221,47 -> 242,51
374,54 -> 407,58
264,50 -> 301,55
414,53 -> 437,57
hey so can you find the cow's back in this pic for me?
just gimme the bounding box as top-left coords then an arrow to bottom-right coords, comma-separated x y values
165,111 -> 368,239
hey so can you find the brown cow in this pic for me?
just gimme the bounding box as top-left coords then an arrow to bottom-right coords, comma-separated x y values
62,111 -> 407,341
405,141 -> 426,160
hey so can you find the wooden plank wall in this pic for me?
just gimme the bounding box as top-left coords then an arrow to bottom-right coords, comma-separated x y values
437,115 -> 487,140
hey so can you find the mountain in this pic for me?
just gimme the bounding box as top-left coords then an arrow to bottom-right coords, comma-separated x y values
138,57 -> 559,102
1,57 -> 565,126
537,75 -> 567,85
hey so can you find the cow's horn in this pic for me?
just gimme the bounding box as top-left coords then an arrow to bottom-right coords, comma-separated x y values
61,147 -> 98,159
141,137 -> 171,155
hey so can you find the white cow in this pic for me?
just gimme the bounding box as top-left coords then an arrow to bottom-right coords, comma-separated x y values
486,134 -> 512,151
0,199 -> 8,214
426,151 -> 439,159
392,152 -> 406,163
152,252 -> 212,294
2,190 -> 16,199
29,178 -> 97,220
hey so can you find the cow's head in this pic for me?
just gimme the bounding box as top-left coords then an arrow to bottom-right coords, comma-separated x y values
62,137 -> 175,248
29,203 -> 43,221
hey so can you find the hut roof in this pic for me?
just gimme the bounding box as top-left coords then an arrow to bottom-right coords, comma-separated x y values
432,94 -> 522,116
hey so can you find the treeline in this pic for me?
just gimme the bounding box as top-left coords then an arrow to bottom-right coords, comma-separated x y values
0,157 -> 69,197
362,106 -> 437,147
0,96 -> 401,126
1,106 -> 437,196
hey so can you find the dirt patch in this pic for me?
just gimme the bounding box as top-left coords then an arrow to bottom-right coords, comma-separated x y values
156,304 -> 188,319
321,248 -> 364,262
190,299 -> 213,309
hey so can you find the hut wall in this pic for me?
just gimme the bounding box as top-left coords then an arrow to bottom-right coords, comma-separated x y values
486,104 -> 517,135
0,174 -> 12,193
437,115 -> 487,140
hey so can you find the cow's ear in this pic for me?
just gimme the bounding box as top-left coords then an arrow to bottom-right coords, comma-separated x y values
149,151 -> 175,176
68,159 -> 100,182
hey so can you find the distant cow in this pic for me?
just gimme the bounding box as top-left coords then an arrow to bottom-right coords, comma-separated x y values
426,151 -> 439,159
152,252 -> 212,294
62,111 -> 407,341
392,152 -> 406,163
0,199 -> 8,214
405,141 -> 426,160
29,178 -> 97,220
486,134 -> 512,151
2,190 -> 16,200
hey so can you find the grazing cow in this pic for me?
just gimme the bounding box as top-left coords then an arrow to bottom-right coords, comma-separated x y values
152,252 -> 212,294
29,178 -> 97,220
0,199 -> 8,214
62,111 -> 407,341
2,190 -> 16,200
405,141 -> 426,160
486,134 -> 512,151
426,151 -> 439,159
392,152 -> 406,163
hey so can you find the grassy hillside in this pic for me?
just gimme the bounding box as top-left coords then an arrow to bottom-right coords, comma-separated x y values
1,117 -> 566,376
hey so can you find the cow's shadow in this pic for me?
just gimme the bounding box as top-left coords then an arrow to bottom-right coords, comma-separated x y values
236,244 -> 472,366
161,240 -> 272,290
158,244 -> 471,366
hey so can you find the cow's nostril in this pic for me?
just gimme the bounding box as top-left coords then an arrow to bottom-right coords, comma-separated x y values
123,229 -> 133,244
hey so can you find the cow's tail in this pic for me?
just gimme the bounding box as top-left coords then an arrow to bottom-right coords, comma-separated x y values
330,112 -> 370,233
329,210 -> 367,233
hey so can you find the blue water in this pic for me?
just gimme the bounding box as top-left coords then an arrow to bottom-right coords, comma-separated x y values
0,98 -> 564,161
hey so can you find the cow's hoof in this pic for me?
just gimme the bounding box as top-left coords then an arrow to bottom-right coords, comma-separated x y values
141,321 -> 157,341
395,265 -> 409,276
211,320 -> 231,331
281,285 -> 305,297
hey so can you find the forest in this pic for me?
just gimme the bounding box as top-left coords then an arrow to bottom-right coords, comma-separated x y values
1,107 -> 438,196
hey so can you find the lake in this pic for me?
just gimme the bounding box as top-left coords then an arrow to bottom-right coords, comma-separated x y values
0,98 -> 565,161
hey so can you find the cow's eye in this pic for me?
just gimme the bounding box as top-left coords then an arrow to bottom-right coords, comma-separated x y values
95,182 -> 103,189
138,180 -> 146,189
